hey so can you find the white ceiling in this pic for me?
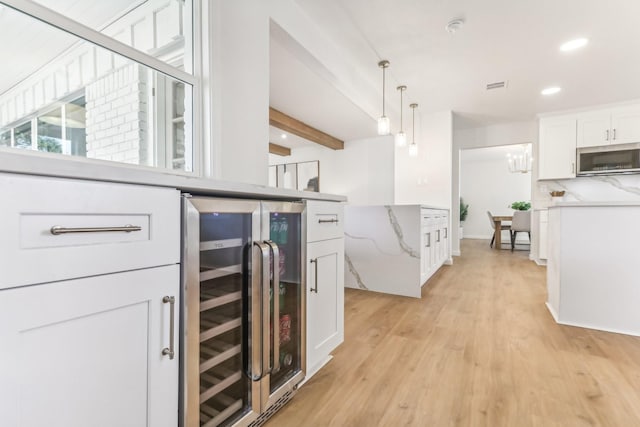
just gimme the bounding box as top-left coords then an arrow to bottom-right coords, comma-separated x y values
270,0 -> 640,142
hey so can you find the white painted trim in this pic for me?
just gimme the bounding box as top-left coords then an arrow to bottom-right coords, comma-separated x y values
299,355 -> 333,386
545,302 -> 559,322
464,234 -> 494,240
452,250 -> 461,256
553,316 -> 640,338
534,258 -> 547,266
1,0 -> 195,86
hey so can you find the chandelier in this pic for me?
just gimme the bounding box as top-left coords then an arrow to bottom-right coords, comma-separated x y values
506,144 -> 532,173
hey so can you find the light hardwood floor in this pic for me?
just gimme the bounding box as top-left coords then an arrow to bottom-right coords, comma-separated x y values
265,239 -> 640,427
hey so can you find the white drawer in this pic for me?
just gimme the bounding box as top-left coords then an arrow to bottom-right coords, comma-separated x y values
0,173 -> 180,289
306,200 -> 344,242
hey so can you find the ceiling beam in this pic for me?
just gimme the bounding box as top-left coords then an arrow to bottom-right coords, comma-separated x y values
269,107 -> 344,150
269,143 -> 291,156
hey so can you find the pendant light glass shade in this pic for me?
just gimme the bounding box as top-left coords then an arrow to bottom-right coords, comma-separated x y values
409,103 -> 418,157
378,116 -> 390,135
408,142 -> 418,157
395,85 -> 407,147
377,60 -> 390,135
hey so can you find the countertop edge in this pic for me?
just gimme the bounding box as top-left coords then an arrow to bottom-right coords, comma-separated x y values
0,149 -> 347,202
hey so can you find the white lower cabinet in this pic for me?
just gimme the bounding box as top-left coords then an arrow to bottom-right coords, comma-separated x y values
307,238 -> 345,377
0,265 -> 180,427
305,200 -> 344,381
420,209 -> 450,283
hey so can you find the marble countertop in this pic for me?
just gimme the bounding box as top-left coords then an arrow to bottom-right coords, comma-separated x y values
0,149 -> 346,202
549,201 -> 640,208
346,204 -> 448,210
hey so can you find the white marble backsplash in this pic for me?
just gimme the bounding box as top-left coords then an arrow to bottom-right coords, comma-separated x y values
539,175 -> 640,203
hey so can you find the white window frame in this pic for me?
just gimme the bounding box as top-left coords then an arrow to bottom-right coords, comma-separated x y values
0,0 -> 201,175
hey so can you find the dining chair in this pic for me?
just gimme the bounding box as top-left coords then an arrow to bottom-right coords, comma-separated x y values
510,210 -> 531,251
487,211 -> 511,248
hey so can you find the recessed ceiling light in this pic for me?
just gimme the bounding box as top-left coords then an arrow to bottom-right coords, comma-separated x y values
280,133 -> 287,139
560,38 -> 589,52
541,87 -> 562,96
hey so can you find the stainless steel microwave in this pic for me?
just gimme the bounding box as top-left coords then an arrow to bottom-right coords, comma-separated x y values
577,142 -> 640,176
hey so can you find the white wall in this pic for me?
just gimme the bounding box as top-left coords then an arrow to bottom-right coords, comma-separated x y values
269,135 -> 395,205
460,145 -> 532,239
452,118 -> 537,255
395,110 -> 452,208
208,0 -> 269,185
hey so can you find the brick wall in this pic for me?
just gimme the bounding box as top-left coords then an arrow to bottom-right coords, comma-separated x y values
85,64 -> 149,165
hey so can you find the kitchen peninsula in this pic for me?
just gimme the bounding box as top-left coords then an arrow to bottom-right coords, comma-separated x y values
547,202 -> 640,336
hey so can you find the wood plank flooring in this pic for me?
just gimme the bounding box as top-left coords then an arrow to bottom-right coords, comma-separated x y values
265,239 -> 640,427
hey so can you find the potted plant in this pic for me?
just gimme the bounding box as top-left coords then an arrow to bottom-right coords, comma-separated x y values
459,197 -> 469,239
510,201 -> 531,211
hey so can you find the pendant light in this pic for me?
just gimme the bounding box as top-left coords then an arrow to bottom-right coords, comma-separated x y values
377,60 -> 390,135
409,103 -> 418,157
395,85 -> 407,147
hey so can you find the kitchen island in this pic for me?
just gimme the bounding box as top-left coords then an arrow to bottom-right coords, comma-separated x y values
547,202 -> 640,336
344,205 -> 451,298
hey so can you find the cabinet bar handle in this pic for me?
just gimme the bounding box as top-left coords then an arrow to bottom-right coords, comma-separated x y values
310,259 -> 318,293
265,240 -> 280,373
50,224 -> 141,235
162,296 -> 175,360
318,218 -> 339,224
613,128 -> 617,140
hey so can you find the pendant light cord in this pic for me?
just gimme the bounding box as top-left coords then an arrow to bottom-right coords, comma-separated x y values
400,88 -> 403,132
382,66 -> 386,116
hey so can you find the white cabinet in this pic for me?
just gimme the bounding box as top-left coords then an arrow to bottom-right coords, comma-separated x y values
0,266 -> 179,427
307,238 -> 344,377
538,116 -> 577,179
0,173 -> 181,427
577,105 -> 640,147
420,209 -> 449,283
305,201 -> 344,379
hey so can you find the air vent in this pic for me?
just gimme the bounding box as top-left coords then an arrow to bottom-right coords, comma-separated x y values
486,81 -> 508,90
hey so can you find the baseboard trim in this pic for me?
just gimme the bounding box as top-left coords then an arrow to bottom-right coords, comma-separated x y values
452,250 -> 461,256
534,258 -> 547,266
300,355 -> 334,386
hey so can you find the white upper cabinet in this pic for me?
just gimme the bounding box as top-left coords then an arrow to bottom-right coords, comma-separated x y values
611,105 -> 640,144
538,116 -> 577,180
577,105 -> 640,147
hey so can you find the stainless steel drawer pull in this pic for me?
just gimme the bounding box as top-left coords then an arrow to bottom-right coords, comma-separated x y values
318,218 -> 339,224
50,224 -> 142,235
162,296 -> 176,360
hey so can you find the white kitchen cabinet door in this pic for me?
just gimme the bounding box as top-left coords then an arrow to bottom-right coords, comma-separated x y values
421,229 -> 432,283
0,265 -> 179,427
538,117 -> 577,179
577,111 -> 610,148
611,105 -> 640,144
307,238 -> 344,378
538,210 -> 549,260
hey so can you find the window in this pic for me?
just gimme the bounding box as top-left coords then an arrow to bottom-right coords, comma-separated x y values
0,0 -> 197,173
0,129 -> 11,147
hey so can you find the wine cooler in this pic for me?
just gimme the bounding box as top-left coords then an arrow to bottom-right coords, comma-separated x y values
181,196 -> 306,427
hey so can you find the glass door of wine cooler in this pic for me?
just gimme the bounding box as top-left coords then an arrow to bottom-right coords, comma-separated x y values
183,198 -> 262,427
260,202 -> 306,411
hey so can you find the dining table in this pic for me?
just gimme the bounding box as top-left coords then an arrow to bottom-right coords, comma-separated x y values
492,215 -> 513,250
